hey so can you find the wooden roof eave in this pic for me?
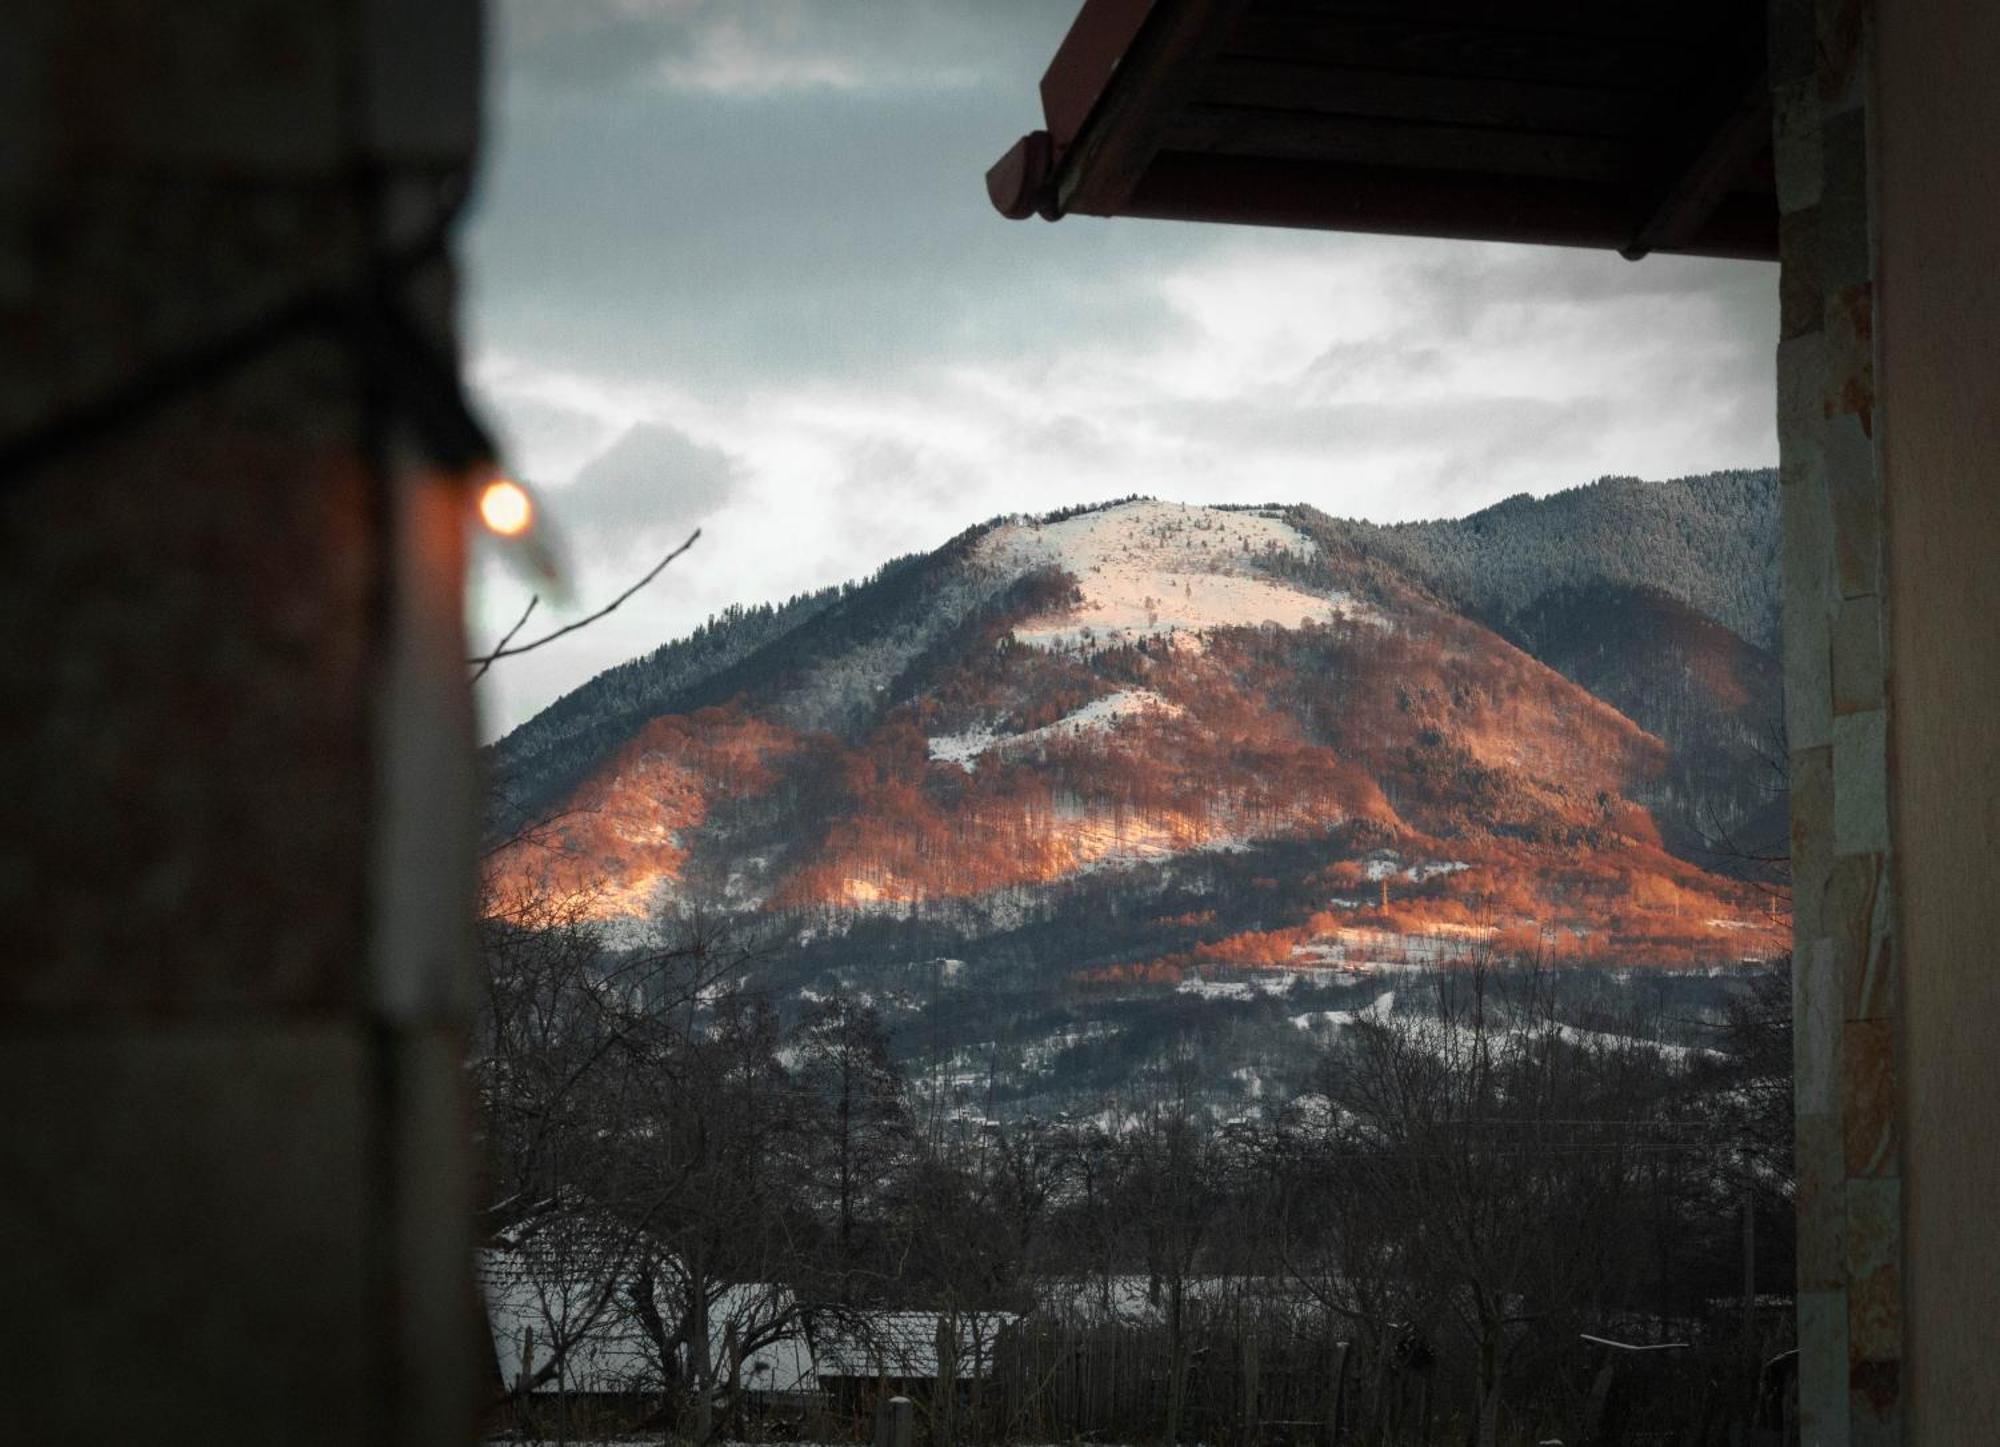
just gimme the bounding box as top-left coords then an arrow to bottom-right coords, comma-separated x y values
985,0 -> 1779,262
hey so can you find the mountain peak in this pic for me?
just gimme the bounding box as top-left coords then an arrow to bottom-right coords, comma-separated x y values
977,499 -> 1364,652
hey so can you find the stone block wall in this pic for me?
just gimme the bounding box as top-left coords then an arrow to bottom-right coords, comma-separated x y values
0,4 -> 483,1441
1769,0 -> 1905,1441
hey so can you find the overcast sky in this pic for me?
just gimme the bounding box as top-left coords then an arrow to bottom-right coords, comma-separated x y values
465,0 -> 1779,739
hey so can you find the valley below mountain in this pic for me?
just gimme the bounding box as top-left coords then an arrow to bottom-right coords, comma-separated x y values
485,473 -> 1788,1119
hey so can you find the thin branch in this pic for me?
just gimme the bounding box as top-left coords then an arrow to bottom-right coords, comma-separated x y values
469,528 -> 701,674
469,593 -> 540,684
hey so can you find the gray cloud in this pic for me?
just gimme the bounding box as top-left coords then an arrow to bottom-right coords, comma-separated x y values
559,423 -> 740,555
494,0 -> 1076,96
466,3 -> 1779,740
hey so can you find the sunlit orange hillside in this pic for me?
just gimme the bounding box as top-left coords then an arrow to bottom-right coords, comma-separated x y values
487,485 -> 1789,980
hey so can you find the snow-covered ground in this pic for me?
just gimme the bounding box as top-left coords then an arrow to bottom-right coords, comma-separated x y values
1291,989 -> 1398,1032
975,499 -> 1369,653
928,688 -> 1183,769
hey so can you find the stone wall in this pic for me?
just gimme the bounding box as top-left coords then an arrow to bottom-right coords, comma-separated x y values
1769,0 -> 1904,1440
0,5 -> 483,1442
1776,2 -> 2000,1439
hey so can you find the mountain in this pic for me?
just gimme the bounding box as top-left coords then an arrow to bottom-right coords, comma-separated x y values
484,474 -> 1786,1116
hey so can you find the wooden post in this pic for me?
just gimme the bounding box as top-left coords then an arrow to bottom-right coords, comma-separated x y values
1242,1325 -> 1260,1443
887,1395 -> 915,1447
936,1315 -> 958,1447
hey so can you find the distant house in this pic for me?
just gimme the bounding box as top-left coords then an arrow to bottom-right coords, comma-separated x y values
478,1205 -> 1008,1425
478,1208 -> 814,1411
812,1310 -> 1019,1414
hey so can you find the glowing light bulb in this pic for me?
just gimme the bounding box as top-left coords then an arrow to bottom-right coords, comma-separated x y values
478,478 -> 534,537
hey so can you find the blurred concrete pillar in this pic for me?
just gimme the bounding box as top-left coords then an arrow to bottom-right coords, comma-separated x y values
0,3 -> 483,1442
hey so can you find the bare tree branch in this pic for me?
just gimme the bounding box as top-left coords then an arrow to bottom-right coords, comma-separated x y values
469,528 -> 701,674
469,593 -> 539,684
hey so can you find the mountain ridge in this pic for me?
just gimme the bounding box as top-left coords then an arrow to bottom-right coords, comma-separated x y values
481,474 -> 1786,1117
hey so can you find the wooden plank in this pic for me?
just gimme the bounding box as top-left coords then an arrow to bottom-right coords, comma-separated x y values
1222,14 -> 1696,91
1039,0 -> 1157,150
1164,103 -> 1634,181
1193,55 -> 1651,136
1245,0 -> 1727,44
1113,150 -> 1779,259
1055,0 -> 1261,216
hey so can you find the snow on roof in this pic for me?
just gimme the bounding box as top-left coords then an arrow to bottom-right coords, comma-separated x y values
481,1246 -> 659,1396
480,1219 -> 813,1397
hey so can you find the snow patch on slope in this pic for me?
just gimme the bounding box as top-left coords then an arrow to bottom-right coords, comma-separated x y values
977,500 -> 1369,653
928,688 -> 1183,769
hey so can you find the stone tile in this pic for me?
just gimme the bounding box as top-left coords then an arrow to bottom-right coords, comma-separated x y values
1845,1178 -> 1902,1361
1778,329 -> 1831,439
1797,941 -> 1842,1112
1825,415 -> 1882,599
1822,282 -> 1875,438
1798,1289 -> 1854,1447
1830,595 -> 1884,716
1823,851 -> 1896,1020
0,1025 -> 373,1444
1772,79 -> 1825,216
1849,1361 -> 1903,1446
1818,108 -> 1874,289
1842,1018 -> 1898,1178
1821,851 -> 1877,998
1779,209 -> 1824,341
1797,1106 -> 1849,1291
1791,747 -> 1836,931
1781,465 -> 1835,751
1861,874 -> 1896,1020
1816,0 -> 1872,116
1833,711 -> 1890,854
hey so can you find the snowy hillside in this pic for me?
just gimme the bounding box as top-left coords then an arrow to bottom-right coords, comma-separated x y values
976,500 -> 1365,651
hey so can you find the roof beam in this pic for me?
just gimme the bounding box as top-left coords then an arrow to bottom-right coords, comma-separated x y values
1620,50 -> 1770,259
1121,152 -> 1777,258
1055,0 -> 1259,217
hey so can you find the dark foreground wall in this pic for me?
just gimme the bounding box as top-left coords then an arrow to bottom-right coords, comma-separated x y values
1878,2 -> 2000,1438
0,6 -> 483,1442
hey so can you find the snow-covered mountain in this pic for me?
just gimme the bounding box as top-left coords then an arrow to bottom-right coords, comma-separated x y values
485,476 -> 1786,1112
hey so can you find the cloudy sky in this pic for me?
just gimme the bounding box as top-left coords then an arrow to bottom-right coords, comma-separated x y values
465,0 -> 1778,739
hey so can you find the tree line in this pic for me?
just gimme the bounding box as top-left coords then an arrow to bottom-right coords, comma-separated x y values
475,866 -> 1794,1447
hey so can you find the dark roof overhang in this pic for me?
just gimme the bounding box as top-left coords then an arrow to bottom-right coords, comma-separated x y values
987,0 -> 1778,262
